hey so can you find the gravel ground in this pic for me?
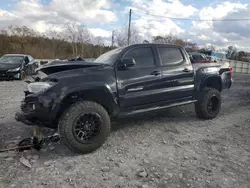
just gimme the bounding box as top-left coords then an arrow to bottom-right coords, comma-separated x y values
0,73 -> 250,188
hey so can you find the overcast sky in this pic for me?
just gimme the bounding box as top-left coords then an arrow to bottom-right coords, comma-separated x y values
0,0 -> 250,50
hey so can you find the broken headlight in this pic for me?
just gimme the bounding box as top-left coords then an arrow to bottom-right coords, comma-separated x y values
7,67 -> 20,72
27,82 -> 54,93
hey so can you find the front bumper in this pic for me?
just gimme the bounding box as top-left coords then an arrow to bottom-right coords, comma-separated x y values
15,111 -> 34,125
15,94 -> 59,128
0,70 -> 20,80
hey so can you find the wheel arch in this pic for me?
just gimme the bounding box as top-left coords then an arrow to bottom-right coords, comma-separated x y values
55,84 -> 119,122
199,76 -> 223,92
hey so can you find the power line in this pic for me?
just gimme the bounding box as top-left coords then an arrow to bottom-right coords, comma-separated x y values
135,10 -> 250,22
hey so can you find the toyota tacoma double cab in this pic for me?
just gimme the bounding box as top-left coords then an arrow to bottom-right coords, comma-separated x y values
15,44 -> 232,153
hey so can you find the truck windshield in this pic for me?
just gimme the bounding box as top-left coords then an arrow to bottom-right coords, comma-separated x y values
94,47 -> 124,65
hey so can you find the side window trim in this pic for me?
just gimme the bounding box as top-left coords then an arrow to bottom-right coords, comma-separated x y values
122,47 -> 157,67
157,47 -> 186,67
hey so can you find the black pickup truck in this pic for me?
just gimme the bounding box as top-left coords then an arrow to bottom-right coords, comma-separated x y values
15,44 -> 232,153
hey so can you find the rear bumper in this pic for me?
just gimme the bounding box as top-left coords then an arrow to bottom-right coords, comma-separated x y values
221,71 -> 232,89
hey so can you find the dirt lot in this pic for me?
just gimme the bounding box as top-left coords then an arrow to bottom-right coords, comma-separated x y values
0,73 -> 250,188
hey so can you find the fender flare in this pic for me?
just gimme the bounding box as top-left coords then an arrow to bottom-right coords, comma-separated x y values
57,82 -> 119,116
197,75 -> 223,92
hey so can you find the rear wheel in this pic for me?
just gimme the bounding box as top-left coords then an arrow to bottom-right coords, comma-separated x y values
58,101 -> 111,154
195,87 -> 221,119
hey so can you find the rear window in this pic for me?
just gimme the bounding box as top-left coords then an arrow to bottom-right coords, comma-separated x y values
158,47 -> 184,65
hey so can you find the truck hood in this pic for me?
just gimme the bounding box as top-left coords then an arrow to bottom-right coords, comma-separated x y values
38,61 -> 104,75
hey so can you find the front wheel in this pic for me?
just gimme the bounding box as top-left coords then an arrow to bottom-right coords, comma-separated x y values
195,87 -> 221,119
58,101 -> 111,154
18,70 -> 26,80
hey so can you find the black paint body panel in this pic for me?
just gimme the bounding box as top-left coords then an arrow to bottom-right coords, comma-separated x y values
15,44 -> 232,128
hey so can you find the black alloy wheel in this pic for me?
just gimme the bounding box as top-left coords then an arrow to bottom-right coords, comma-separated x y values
207,95 -> 219,115
58,101 -> 111,154
195,87 -> 221,119
72,113 -> 102,143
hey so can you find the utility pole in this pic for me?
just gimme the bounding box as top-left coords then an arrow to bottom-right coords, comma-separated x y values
111,30 -> 114,48
127,9 -> 132,45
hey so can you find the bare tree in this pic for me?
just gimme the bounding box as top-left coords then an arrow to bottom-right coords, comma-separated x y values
77,25 -> 91,56
46,29 -> 64,58
114,27 -> 142,47
184,41 -> 198,52
6,25 -> 37,53
114,28 -> 127,47
153,34 -> 177,44
235,51 -> 247,61
95,36 -> 105,55
226,46 -> 237,60
63,22 -> 79,57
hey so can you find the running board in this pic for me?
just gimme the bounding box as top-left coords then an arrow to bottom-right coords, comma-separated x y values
120,100 -> 197,117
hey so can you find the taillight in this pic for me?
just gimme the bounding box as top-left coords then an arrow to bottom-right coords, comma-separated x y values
229,66 -> 233,72
229,66 -> 233,79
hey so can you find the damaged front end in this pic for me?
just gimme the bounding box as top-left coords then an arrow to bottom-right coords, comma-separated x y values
15,81 -> 59,128
15,60 -> 103,128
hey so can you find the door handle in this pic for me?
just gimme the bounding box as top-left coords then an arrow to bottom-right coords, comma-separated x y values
151,71 -> 161,76
183,68 -> 190,72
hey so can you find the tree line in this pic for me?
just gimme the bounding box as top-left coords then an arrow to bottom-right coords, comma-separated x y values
0,24 -> 249,62
0,24 -> 113,59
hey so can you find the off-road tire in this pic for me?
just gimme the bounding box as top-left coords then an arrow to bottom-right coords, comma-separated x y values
195,87 -> 221,119
58,101 -> 111,154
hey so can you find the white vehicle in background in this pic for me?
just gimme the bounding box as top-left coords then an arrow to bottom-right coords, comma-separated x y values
210,51 -> 227,62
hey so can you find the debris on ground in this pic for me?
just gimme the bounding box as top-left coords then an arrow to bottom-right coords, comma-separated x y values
138,169 -> 148,178
20,157 -> 32,168
101,166 -> 110,172
44,160 -> 53,167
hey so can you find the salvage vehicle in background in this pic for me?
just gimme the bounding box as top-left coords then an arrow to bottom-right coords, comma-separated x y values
0,54 -> 38,80
15,44 -> 233,154
189,52 -> 212,64
199,50 -> 227,62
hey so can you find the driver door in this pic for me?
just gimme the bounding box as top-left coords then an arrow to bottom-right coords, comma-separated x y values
116,46 -> 162,109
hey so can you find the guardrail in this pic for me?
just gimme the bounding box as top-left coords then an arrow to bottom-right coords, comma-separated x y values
228,60 -> 250,74
216,59 -> 250,74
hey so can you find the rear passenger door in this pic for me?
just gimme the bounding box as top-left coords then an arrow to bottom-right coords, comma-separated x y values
116,46 -> 162,109
157,46 -> 195,102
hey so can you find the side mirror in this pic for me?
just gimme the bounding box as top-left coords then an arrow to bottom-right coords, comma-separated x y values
214,60 -> 217,63
117,58 -> 136,69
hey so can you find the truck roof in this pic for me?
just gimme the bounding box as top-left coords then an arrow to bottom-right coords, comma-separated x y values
126,43 -> 183,48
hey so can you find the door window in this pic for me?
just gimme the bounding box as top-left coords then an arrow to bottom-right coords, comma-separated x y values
123,47 -> 155,67
158,47 -> 184,65
24,56 -> 29,64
